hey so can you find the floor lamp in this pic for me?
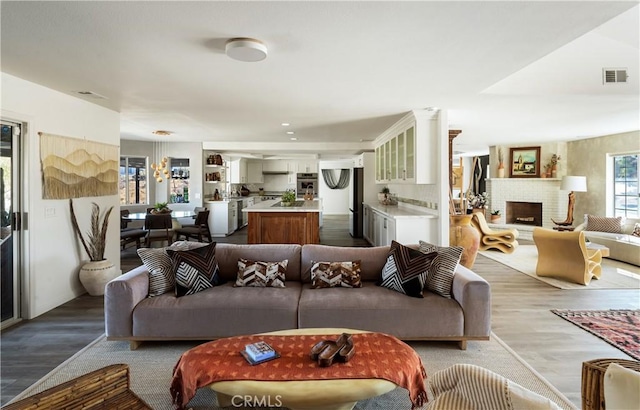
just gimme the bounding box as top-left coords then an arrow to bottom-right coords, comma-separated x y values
552,176 -> 587,227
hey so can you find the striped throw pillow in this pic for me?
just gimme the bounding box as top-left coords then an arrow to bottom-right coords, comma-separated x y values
310,261 -> 362,288
419,241 -> 463,299
379,241 -> 437,298
586,215 -> 622,233
235,259 -> 287,288
166,242 -> 222,297
137,241 -> 209,297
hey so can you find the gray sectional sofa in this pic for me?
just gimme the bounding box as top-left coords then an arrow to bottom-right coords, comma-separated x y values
105,243 -> 491,350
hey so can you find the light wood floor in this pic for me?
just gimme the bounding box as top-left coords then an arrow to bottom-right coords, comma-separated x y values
2,215 -> 638,407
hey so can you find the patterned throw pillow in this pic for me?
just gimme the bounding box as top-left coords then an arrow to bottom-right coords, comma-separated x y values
419,240 -> 463,299
633,223 -> 640,238
166,242 -> 222,297
235,259 -> 288,288
137,241 -> 209,297
379,241 -> 437,298
310,261 -> 362,289
586,215 -> 622,233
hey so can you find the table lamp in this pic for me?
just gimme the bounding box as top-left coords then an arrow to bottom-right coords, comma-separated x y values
552,176 -> 587,227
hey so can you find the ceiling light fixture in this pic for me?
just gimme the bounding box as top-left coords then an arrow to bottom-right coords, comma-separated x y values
290,137 -> 297,141
281,123 -> 290,127
286,131 -> 295,135
225,38 -> 267,62
152,130 -> 172,136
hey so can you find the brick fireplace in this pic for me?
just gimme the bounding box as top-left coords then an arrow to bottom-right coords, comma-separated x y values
487,178 -> 568,230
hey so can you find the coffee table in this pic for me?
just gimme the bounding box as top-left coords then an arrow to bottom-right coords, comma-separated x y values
209,328 -> 397,410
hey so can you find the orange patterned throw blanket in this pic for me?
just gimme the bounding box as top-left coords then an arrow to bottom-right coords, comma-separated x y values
171,332 -> 428,409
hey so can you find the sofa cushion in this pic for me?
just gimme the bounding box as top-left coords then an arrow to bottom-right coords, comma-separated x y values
586,215 -> 623,233
137,241 -> 209,297
234,258 -> 287,288
166,242 -> 222,297
419,241 -> 463,299
379,241 -> 437,298
310,260 -> 362,288
298,282 -> 464,338
132,282 -> 302,338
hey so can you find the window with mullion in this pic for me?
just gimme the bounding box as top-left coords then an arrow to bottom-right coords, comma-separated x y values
613,154 -> 639,218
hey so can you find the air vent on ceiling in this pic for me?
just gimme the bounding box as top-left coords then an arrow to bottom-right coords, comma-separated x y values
603,68 -> 628,84
76,91 -> 108,99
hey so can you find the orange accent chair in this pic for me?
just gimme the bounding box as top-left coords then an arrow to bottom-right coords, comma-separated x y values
471,212 -> 519,254
532,227 -> 602,285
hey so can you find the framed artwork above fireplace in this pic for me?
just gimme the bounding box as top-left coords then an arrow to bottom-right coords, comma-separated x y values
509,146 -> 540,178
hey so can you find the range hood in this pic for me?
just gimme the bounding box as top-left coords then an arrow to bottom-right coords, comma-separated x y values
262,171 -> 290,175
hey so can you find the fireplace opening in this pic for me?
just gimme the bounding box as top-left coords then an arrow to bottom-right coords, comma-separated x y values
506,201 -> 542,226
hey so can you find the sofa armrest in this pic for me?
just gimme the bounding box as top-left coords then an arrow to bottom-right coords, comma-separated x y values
451,265 -> 491,338
105,265 -> 150,338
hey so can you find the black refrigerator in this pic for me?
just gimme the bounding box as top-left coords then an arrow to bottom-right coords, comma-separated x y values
349,167 -> 364,237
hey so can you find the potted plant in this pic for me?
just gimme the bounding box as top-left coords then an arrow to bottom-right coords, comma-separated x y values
151,202 -> 171,214
70,199 -> 117,296
281,190 -> 296,206
378,187 -> 391,205
490,209 -> 501,223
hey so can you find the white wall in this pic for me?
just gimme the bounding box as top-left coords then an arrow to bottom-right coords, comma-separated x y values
1,72 -> 120,318
318,160 -> 353,215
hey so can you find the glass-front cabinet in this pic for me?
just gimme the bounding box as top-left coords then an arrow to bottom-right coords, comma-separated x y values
169,158 -> 190,204
375,124 -> 416,184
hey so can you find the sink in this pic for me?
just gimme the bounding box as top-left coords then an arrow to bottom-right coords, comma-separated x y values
271,200 -> 306,207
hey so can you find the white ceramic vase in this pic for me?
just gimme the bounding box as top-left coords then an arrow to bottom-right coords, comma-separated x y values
79,259 -> 118,296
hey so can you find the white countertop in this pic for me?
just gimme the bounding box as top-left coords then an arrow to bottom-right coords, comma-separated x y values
244,198 -> 322,212
364,202 -> 438,219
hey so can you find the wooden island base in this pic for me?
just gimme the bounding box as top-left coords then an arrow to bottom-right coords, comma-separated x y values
248,212 -> 320,245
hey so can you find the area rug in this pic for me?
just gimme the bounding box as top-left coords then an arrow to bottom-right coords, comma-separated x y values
8,333 -> 576,410
551,309 -> 640,361
480,245 -> 640,289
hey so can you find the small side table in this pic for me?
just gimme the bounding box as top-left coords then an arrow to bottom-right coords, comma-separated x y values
581,358 -> 640,410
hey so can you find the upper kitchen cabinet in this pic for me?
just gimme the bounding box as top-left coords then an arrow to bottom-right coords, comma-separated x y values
230,158 -> 248,184
374,110 -> 437,184
294,160 -> 318,173
247,160 -> 263,183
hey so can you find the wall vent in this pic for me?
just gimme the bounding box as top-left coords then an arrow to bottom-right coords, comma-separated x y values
603,68 -> 628,84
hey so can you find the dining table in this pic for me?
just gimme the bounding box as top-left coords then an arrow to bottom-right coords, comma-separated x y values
123,211 -> 196,231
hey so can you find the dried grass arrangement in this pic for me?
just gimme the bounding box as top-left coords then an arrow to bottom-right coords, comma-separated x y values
69,199 -> 113,261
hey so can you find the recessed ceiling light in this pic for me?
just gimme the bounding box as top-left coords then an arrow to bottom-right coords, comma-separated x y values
286,131 -> 295,135
290,137 -> 298,141
281,123 -> 290,127
225,38 -> 267,62
152,130 -> 172,136
76,91 -> 108,100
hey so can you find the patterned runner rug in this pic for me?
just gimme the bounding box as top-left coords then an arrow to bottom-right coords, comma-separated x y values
551,309 -> 640,360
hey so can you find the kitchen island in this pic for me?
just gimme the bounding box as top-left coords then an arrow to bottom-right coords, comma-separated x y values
243,199 -> 321,245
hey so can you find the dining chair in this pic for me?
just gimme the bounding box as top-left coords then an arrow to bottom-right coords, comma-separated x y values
174,210 -> 212,243
143,213 -> 173,247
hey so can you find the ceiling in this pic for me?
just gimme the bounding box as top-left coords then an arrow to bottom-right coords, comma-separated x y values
1,1 -> 638,158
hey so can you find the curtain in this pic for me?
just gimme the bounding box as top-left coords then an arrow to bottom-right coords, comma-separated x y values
322,169 -> 351,190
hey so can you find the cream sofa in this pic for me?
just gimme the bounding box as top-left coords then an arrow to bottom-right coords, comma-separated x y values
575,216 -> 640,266
105,243 -> 491,349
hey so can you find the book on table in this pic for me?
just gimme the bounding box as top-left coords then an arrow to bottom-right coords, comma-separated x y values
241,341 -> 280,365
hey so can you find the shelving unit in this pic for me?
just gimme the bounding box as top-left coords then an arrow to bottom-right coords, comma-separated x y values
169,158 -> 190,204
203,151 -> 228,201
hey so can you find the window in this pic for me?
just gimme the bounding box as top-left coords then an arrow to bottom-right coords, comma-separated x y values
120,156 -> 148,205
613,154 -> 638,218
